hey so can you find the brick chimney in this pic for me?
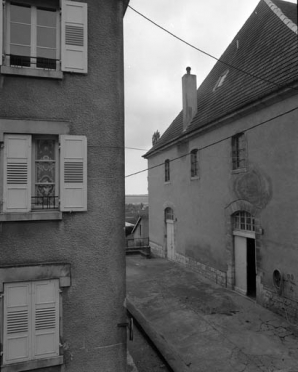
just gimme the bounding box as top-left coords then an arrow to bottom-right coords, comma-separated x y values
182,67 -> 197,130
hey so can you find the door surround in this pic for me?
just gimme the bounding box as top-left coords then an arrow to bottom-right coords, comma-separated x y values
225,200 -> 262,293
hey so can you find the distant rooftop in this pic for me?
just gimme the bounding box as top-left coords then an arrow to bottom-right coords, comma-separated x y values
125,194 -> 148,205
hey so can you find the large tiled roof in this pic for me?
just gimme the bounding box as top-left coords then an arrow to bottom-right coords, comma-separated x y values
144,0 -> 298,158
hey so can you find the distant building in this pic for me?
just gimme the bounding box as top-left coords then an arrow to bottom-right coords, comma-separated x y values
125,194 -> 149,206
144,0 -> 298,321
0,1 -> 129,371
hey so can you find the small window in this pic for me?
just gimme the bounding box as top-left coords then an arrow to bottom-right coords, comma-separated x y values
233,211 -> 255,231
165,159 -> 170,182
3,280 -> 61,367
190,149 -> 198,178
213,69 -> 229,91
165,207 -> 174,221
232,133 -> 246,170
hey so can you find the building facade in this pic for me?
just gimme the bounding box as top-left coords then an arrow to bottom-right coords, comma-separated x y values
0,0 -> 129,371
144,0 -> 298,321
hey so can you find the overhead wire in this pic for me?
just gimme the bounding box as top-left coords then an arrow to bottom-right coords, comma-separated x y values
125,105 -> 298,178
128,5 -> 298,93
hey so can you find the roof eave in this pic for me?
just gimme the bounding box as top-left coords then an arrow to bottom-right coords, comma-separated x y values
144,81 -> 298,159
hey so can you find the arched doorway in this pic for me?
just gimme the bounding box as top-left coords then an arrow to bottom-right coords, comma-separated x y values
233,211 -> 256,297
165,207 -> 175,260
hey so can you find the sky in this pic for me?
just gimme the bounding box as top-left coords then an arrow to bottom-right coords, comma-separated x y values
123,0 -> 297,195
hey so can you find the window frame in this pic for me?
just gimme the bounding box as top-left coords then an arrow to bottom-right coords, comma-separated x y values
0,263 -> 70,372
0,0 -> 88,78
0,119 -> 87,221
190,149 -> 199,178
164,159 -> 170,183
4,1 -> 60,71
31,135 -> 59,211
233,211 -> 255,232
231,133 -> 247,171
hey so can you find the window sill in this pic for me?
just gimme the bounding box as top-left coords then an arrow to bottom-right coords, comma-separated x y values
190,176 -> 200,181
1,356 -> 63,372
0,211 -> 62,222
1,66 -> 63,79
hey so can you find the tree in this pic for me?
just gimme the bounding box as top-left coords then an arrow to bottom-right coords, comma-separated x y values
152,130 -> 160,145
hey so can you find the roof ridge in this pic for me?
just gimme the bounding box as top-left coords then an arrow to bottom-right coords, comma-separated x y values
263,0 -> 298,34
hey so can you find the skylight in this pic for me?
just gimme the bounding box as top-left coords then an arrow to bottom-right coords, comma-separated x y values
213,69 -> 229,91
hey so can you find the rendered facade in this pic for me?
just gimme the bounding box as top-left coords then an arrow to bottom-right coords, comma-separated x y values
0,0 -> 129,371
144,0 -> 298,321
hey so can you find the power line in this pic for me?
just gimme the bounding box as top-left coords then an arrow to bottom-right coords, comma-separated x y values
128,5 -> 298,93
88,145 -> 149,151
125,106 -> 298,178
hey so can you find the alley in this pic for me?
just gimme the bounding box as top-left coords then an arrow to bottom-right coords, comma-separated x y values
126,256 -> 298,372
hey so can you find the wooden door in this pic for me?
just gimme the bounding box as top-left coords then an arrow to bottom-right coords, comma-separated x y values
166,221 -> 175,260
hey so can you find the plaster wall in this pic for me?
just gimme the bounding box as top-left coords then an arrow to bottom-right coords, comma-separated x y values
148,93 -> 298,317
0,1 -> 127,371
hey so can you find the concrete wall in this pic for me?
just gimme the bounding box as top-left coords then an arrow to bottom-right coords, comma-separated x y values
148,93 -> 298,321
0,1 -> 127,371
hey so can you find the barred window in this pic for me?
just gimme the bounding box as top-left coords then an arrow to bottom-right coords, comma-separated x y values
165,159 -> 170,182
232,133 -> 246,170
233,211 -> 255,231
165,207 -> 174,221
190,149 -> 198,178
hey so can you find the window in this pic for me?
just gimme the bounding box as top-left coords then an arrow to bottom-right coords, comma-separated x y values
233,211 -> 255,231
190,149 -> 198,178
2,134 -> 87,217
165,159 -> 170,182
213,69 -> 229,91
3,280 -> 62,369
232,133 -> 246,170
0,0 -> 88,76
165,207 -> 174,221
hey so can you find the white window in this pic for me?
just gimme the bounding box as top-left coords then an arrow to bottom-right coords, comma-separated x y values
232,133 -> 246,170
0,0 -> 88,74
165,159 -> 170,182
233,211 -> 255,232
3,280 -> 61,367
3,134 -> 87,215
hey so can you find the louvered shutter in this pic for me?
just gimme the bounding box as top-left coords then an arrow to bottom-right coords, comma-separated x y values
61,1 -> 88,73
0,0 -> 3,66
3,135 -> 31,212
60,135 -> 87,211
32,280 -> 59,359
3,283 -> 31,364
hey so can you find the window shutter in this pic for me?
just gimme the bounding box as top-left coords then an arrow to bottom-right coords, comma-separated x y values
61,1 -> 88,73
3,135 -> 31,212
0,0 -> 3,66
3,283 -> 31,364
32,280 -> 59,359
60,135 -> 87,211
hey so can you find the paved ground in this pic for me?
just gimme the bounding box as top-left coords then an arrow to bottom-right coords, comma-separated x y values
126,255 -> 298,372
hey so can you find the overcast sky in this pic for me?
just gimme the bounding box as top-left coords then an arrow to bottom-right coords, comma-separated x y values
124,0 -> 297,195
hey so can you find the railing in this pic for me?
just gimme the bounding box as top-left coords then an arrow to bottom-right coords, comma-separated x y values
31,196 -> 59,210
125,237 -> 149,248
125,237 -> 150,257
6,54 -> 58,70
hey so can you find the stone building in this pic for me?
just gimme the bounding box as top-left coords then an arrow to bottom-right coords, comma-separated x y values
0,0 -> 129,371
144,0 -> 298,321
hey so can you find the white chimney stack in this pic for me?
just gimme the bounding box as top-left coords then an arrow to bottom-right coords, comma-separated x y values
182,67 -> 197,130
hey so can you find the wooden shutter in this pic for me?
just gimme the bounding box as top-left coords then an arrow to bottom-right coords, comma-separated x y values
3,135 -> 31,212
0,0 -> 3,66
60,135 -> 87,211
61,1 -> 88,73
32,280 -> 59,359
3,283 -> 31,364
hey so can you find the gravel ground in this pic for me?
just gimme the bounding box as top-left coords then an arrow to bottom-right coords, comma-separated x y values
127,318 -> 173,372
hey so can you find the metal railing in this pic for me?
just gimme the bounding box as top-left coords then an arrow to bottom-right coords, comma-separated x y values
31,196 -> 59,210
125,237 -> 149,248
6,54 -> 58,70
